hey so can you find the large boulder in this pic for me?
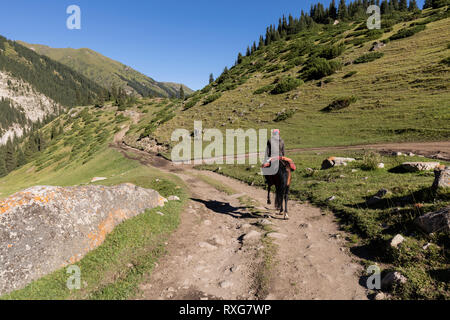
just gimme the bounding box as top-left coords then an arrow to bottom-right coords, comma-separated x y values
321,157 -> 356,170
401,162 -> 440,172
0,184 -> 167,295
432,165 -> 449,190
415,206 -> 450,234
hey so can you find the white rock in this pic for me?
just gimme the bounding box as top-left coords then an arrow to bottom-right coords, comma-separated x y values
198,242 -> 217,251
377,163 -> 385,169
243,230 -> 261,241
91,177 -> 107,183
156,211 -> 165,216
268,233 -> 287,240
168,195 -> 181,201
390,234 -> 405,248
381,272 -> 407,290
219,280 -> 233,289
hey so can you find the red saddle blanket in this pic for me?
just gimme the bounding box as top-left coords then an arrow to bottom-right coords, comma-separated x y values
262,157 -> 296,171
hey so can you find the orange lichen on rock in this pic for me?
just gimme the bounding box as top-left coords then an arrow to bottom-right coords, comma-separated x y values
87,209 -> 129,251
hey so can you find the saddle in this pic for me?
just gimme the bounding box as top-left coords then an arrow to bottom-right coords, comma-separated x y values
262,156 -> 296,171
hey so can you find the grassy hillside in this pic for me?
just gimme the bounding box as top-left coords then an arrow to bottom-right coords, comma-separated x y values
18,42 -> 193,98
0,35 -> 105,107
136,7 -> 450,154
0,102 -> 189,299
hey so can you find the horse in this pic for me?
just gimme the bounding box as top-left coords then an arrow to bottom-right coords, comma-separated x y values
264,158 -> 291,220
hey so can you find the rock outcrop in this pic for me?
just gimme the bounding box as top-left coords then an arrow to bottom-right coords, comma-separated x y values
401,162 -> 440,172
0,184 -> 167,295
321,157 -> 356,170
415,206 -> 450,234
432,166 -> 449,190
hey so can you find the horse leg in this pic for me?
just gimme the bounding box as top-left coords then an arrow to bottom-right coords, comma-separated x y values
284,186 -> 290,220
267,184 -> 272,205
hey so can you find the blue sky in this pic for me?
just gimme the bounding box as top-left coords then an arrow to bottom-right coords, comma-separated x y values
0,0 -> 424,90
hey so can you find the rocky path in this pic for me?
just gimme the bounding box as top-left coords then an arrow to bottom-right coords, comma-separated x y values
116,145 -> 368,300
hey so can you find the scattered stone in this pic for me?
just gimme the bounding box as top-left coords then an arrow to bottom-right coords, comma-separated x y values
219,280 -> 233,289
339,175 -> 346,178
432,166 -> 449,190
259,219 -> 273,226
377,163 -> 385,169
327,196 -> 336,202
408,152 -> 415,157
230,265 -> 239,273
390,234 -> 405,248
268,233 -> 287,240
374,292 -> 387,300
299,223 -> 312,229
370,41 -> 386,51
156,211 -> 165,216
321,157 -> 356,170
198,242 -> 217,251
90,177 -> 107,183
401,162 -> 440,172
381,272 -> 407,291
168,195 -> 181,201
240,223 -> 252,230
422,243 -> 432,250
352,169 -> 358,173
415,206 -> 450,234
243,230 -> 261,241
209,235 -> 226,246
393,152 -> 403,156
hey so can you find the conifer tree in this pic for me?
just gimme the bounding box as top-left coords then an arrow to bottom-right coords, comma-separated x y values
399,0 -> 408,10
179,85 -> 185,100
338,0 -> 348,20
409,0 -> 419,10
209,73 -> 214,84
5,139 -> 16,172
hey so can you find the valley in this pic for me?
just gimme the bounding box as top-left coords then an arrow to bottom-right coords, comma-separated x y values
0,3 -> 449,302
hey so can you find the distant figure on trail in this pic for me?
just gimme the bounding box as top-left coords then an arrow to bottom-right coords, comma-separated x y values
265,129 -> 285,161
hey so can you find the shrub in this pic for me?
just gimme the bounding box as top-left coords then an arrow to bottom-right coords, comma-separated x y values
270,77 -> 303,94
274,109 -> 297,122
318,44 -> 346,60
321,96 -> 357,112
343,71 -> 357,79
389,25 -> 426,41
361,151 -> 382,171
302,57 -> 342,80
253,84 -> 274,95
203,92 -> 222,105
441,57 -> 450,67
183,96 -> 201,110
354,52 -> 384,64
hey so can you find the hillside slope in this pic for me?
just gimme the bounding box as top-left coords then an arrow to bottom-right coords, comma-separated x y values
0,35 -> 105,145
18,42 -> 193,98
136,7 -> 449,154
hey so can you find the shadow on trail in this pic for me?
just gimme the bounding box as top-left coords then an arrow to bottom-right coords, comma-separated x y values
191,198 -> 263,220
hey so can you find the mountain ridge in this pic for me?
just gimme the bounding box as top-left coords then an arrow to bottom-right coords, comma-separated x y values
17,41 -> 193,98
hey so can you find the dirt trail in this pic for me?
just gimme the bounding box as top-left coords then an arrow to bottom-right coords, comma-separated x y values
115,144 -> 368,300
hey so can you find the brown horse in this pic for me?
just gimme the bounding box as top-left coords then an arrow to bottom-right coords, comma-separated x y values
264,159 -> 291,220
